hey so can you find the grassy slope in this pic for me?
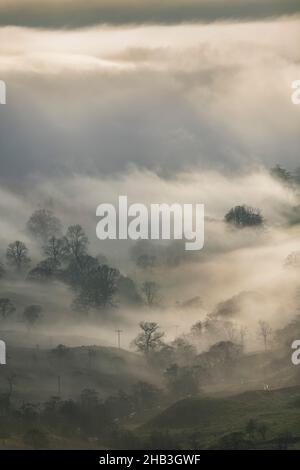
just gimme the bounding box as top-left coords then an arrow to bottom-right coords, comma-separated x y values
143,385 -> 300,449
0,344 -> 155,403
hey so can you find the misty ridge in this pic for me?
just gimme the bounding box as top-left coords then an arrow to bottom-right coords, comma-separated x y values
0,164 -> 300,365
0,11 -> 300,450
0,164 -> 300,449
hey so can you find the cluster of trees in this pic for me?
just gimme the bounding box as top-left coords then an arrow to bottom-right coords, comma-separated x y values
29,220 -> 121,311
270,164 -> 300,187
0,209 -> 141,314
0,298 -> 42,329
225,205 -> 264,228
128,314 -> 276,398
0,377 -> 295,450
216,419 -> 294,450
0,381 -> 184,450
131,204 -> 266,272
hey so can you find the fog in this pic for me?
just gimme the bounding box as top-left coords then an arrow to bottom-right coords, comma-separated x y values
1,7 -> 300,450
0,167 -> 300,353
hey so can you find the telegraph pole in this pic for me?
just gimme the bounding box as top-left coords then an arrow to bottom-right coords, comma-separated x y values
115,329 -> 123,349
57,375 -> 61,397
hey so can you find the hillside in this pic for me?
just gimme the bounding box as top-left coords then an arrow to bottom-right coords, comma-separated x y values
0,342 -> 156,403
142,386 -> 300,449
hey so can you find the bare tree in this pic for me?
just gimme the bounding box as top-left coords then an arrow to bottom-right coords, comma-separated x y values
239,325 -> 248,349
132,321 -> 165,355
43,236 -> 65,267
284,251 -> 300,269
6,241 -> 30,272
23,305 -> 42,330
64,225 -> 89,264
0,298 -> 16,321
258,320 -> 272,351
142,281 -> 160,307
223,321 -> 237,342
27,209 -> 62,243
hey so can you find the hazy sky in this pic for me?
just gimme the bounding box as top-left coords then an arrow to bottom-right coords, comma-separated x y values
0,3 -> 300,340
0,14 -> 299,185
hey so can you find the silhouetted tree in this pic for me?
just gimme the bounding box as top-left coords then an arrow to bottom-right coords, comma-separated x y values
172,336 -> 197,364
28,258 -> 58,281
43,236 -> 65,267
27,209 -> 62,243
132,322 -> 165,355
225,205 -> 263,228
6,240 -> 30,272
141,281 -> 160,307
202,341 -> 243,377
258,320 -> 272,351
51,344 -> 70,360
190,321 -> 203,344
0,298 -> 16,320
223,321 -> 238,342
218,431 -> 249,450
62,254 -> 98,288
239,325 -> 248,349
270,165 -> 293,185
64,225 -> 88,264
118,275 -> 142,305
73,264 -> 120,311
23,305 -> 42,329
284,251 -> 300,269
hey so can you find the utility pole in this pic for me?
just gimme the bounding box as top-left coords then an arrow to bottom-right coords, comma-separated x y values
115,329 -> 123,349
57,375 -> 61,397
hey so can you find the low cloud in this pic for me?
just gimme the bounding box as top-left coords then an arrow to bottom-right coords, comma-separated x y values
0,19 -> 299,184
0,0 -> 299,27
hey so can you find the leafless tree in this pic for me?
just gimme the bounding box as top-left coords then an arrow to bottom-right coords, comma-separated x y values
224,321 -> 237,342
258,320 -> 272,351
239,325 -> 248,349
43,236 -> 65,266
64,225 -> 89,264
141,281 -> 160,307
6,240 -> 30,272
0,298 -> 16,321
23,305 -> 42,330
132,321 -> 165,355
27,209 -> 62,243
